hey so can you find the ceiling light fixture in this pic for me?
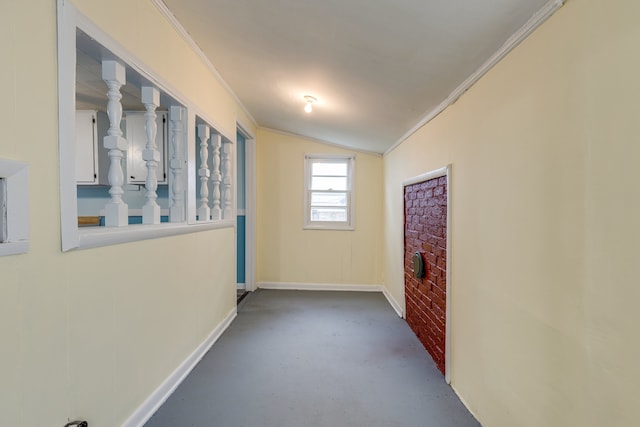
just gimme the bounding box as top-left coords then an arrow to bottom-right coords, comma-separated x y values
304,95 -> 317,113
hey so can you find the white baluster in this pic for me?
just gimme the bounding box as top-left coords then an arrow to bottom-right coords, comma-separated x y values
169,106 -> 185,223
210,133 -> 222,220
197,124 -> 211,221
102,60 -> 128,227
141,86 -> 161,225
221,140 -> 233,219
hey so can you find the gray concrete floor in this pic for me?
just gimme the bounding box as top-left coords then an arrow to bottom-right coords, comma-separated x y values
145,290 -> 481,427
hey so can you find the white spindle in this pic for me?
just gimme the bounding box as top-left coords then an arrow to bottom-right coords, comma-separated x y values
210,134 -> 222,220
197,124 -> 210,221
221,140 -> 233,219
169,106 -> 185,223
141,86 -> 161,225
102,60 -> 128,227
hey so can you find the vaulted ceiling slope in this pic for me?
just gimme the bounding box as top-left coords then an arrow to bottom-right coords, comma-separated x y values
161,0 -> 560,154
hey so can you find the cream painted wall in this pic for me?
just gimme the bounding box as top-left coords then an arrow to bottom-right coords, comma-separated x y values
384,0 -> 640,426
0,1 -> 240,426
257,129 -> 383,286
4,0 -> 638,425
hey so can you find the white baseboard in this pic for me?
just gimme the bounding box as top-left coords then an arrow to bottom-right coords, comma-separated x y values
257,281 -> 382,292
453,386 -> 482,424
122,284 -> 404,426
381,287 -> 405,318
257,282 -> 405,318
122,307 -> 237,427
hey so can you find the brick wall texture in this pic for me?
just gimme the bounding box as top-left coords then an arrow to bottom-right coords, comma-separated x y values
404,176 -> 447,375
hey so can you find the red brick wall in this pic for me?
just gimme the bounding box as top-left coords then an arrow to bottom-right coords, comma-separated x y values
404,176 -> 447,375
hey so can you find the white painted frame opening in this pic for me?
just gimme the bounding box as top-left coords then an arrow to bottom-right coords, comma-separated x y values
236,122 -> 256,292
57,0 -> 235,251
403,164 -> 452,385
0,158 -> 29,256
304,154 -> 355,231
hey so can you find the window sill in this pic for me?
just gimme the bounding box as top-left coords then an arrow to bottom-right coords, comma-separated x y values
0,241 -> 29,256
74,220 -> 235,251
303,223 -> 355,231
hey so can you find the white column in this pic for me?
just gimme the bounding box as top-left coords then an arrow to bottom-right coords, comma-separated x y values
209,133 -> 222,220
102,60 -> 128,227
221,140 -> 233,219
197,124 -> 211,221
141,86 -> 161,225
169,106 -> 186,223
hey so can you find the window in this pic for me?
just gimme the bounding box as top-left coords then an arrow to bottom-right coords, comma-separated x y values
304,154 -> 355,230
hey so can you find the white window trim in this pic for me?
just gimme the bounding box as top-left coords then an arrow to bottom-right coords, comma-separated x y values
57,0 -> 235,252
304,154 -> 355,231
0,158 -> 29,256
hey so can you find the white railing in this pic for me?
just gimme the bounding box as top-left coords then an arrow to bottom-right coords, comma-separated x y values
58,2 -> 236,251
169,105 -> 186,223
196,123 -> 234,222
221,140 -> 233,219
197,124 -> 211,221
102,60 -> 128,227
96,58 -> 233,228
141,86 -> 161,225
210,133 -> 223,221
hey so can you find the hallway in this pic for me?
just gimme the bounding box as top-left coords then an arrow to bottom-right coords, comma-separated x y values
145,290 -> 480,427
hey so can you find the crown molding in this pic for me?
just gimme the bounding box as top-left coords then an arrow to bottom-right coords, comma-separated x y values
384,0 -> 565,157
151,0 -> 257,128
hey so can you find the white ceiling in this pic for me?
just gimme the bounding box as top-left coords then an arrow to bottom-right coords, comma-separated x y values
162,0 -> 553,154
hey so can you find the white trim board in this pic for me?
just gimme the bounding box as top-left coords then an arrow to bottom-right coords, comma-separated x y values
122,307 -> 237,427
258,282 -> 382,292
242,136 -> 257,292
77,220 -> 234,250
403,166 -> 449,187
384,0 -> 565,156
257,282 -> 404,318
123,283 -> 402,426
56,1 -> 239,251
403,164 -> 452,384
381,286 -> 404,318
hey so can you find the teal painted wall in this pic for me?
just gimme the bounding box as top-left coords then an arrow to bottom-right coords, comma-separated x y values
236,132 -> 246,284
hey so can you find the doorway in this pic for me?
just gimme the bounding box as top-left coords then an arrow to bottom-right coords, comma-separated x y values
403,165 -> 451,383
236,126 -> 256,302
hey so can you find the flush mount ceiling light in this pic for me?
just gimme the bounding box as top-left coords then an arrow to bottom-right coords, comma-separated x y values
303,95 -> 317,113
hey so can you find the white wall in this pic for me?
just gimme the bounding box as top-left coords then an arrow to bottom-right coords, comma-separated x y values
0,1 -> 253,425
257,129 -> 384,286
5,0 -> 640,425
383,0 -> 640,425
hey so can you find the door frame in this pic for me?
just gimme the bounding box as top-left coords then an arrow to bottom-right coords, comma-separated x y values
402,164 -> 452,384
237,122 -> 256,292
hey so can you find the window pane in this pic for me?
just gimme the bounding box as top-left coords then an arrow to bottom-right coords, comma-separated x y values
311,176 -> 347,191
310,207 -> 347,222
311,192 -> 347,207
312,162 -> 347,176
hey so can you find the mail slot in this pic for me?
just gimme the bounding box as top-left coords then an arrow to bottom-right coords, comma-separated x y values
413,251 -> 425,279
